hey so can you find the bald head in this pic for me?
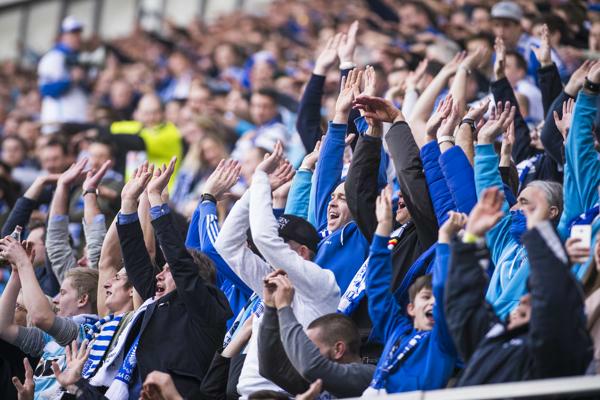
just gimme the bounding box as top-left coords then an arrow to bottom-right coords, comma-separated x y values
135,94 -> 164,127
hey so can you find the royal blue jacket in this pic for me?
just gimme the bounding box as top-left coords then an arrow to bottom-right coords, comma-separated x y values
186,200 -> 253,328
311,121 -> 369,293
366,235 -> 457,393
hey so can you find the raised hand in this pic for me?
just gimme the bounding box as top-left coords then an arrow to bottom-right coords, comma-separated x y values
465,187 -> 505,237
300,140 -> 321,172
0,235 -> 31,270
269,158 -> 295,191
439,51 -> 466,78
439,211 -> 468,244
565,59 -> 594,96
51,340 -> 91,388
270,273 -> 295,310
437,99 -> 462,143
147,157 -> 177,201
531,24 -> 552,67
353,96 -> 402,123
121,161 -> 154,201
462,46 -> 489,70
335,68 -> 363,122
203,159 -> 241,201
256,141 -> 284,175
263,269 -> 287,308
362,65 -> 377,97
478,101 -> 515,144
405,59 -> 428,90
565,237 -> 591,265
375,186 -> 393,236
588,60 -> 600,84
314,33 -> 343,76
500,120 -> 515,166
464,97 -> 491,123
12,358 -> 34,400
337,20 -> 359,63
82,160 -> 112,192
494,37 -> 506,80
426,94 -> 454,140
553,97 -> 575,140
57,158 -> 88,188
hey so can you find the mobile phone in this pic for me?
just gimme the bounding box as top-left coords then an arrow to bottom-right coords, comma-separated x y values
571,225 -> 592,249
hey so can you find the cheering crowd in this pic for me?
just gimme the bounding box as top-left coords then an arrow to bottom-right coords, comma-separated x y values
0,0 -> 600,399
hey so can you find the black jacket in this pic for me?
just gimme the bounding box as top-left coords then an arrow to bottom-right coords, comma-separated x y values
445,223 -> 592,386
117,212 -> 232,397
354,122 -> 438,290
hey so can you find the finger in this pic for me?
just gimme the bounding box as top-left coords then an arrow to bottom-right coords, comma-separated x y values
51,361 -> 61,379
23,358 -> 32,378
553,110 -> 560,125
12,376 -> 24,392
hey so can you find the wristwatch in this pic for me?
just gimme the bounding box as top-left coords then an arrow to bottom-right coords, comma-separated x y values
201,193 -> 217,203
584,78 -> 600,94
461,118 -> 477,132
83,188 -> 98,197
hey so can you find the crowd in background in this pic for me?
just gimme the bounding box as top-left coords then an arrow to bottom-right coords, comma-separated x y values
0,0 -> 600,399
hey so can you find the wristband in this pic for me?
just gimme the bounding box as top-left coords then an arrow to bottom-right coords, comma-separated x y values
462,231 -> 481,244
201,193 -> 217,203
339,61 -> 357,70
437,135 -> 455,145
584,78 -> 600,93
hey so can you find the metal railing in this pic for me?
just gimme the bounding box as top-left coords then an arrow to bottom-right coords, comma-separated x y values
349,376 -> 600,399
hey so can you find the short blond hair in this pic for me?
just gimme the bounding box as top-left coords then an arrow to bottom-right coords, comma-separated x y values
65,267 -> 99,314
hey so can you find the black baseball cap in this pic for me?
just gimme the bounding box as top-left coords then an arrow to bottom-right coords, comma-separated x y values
277,214 -> 321,254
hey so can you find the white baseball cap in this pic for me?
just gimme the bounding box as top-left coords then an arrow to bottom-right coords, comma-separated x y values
61,15 -> 84,33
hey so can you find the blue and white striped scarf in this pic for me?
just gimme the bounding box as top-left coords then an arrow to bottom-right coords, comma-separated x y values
223,293 -> 264,348
81,313 -> 124,379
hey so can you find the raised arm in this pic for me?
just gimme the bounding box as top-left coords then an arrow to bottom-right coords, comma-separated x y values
116,162 -> 156,301
147,158 -> 232,323
296,34 -> 342,152
2,238 -> 80,348
97,218 -> 121,317
408,52 -> 463,148
355,95 -> 439,248
0,269 -> 22,344
271,277 -> 373,398
366,187 -> 413,341
444,188 -> 505,362
82,160 -> 111,269
186,159 -> 252,297
285,144 -> 319,220
493,38 -> 532,164
532,24 -> 562,116
2,174 -> 58,237
522,188 -> 592,377
344,125 -> 382,243
557,64 -> 600,237
312,68 -> 362,230
47,159 -> 88,282
249,143 -> 340,302
259,274 -> 310,396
